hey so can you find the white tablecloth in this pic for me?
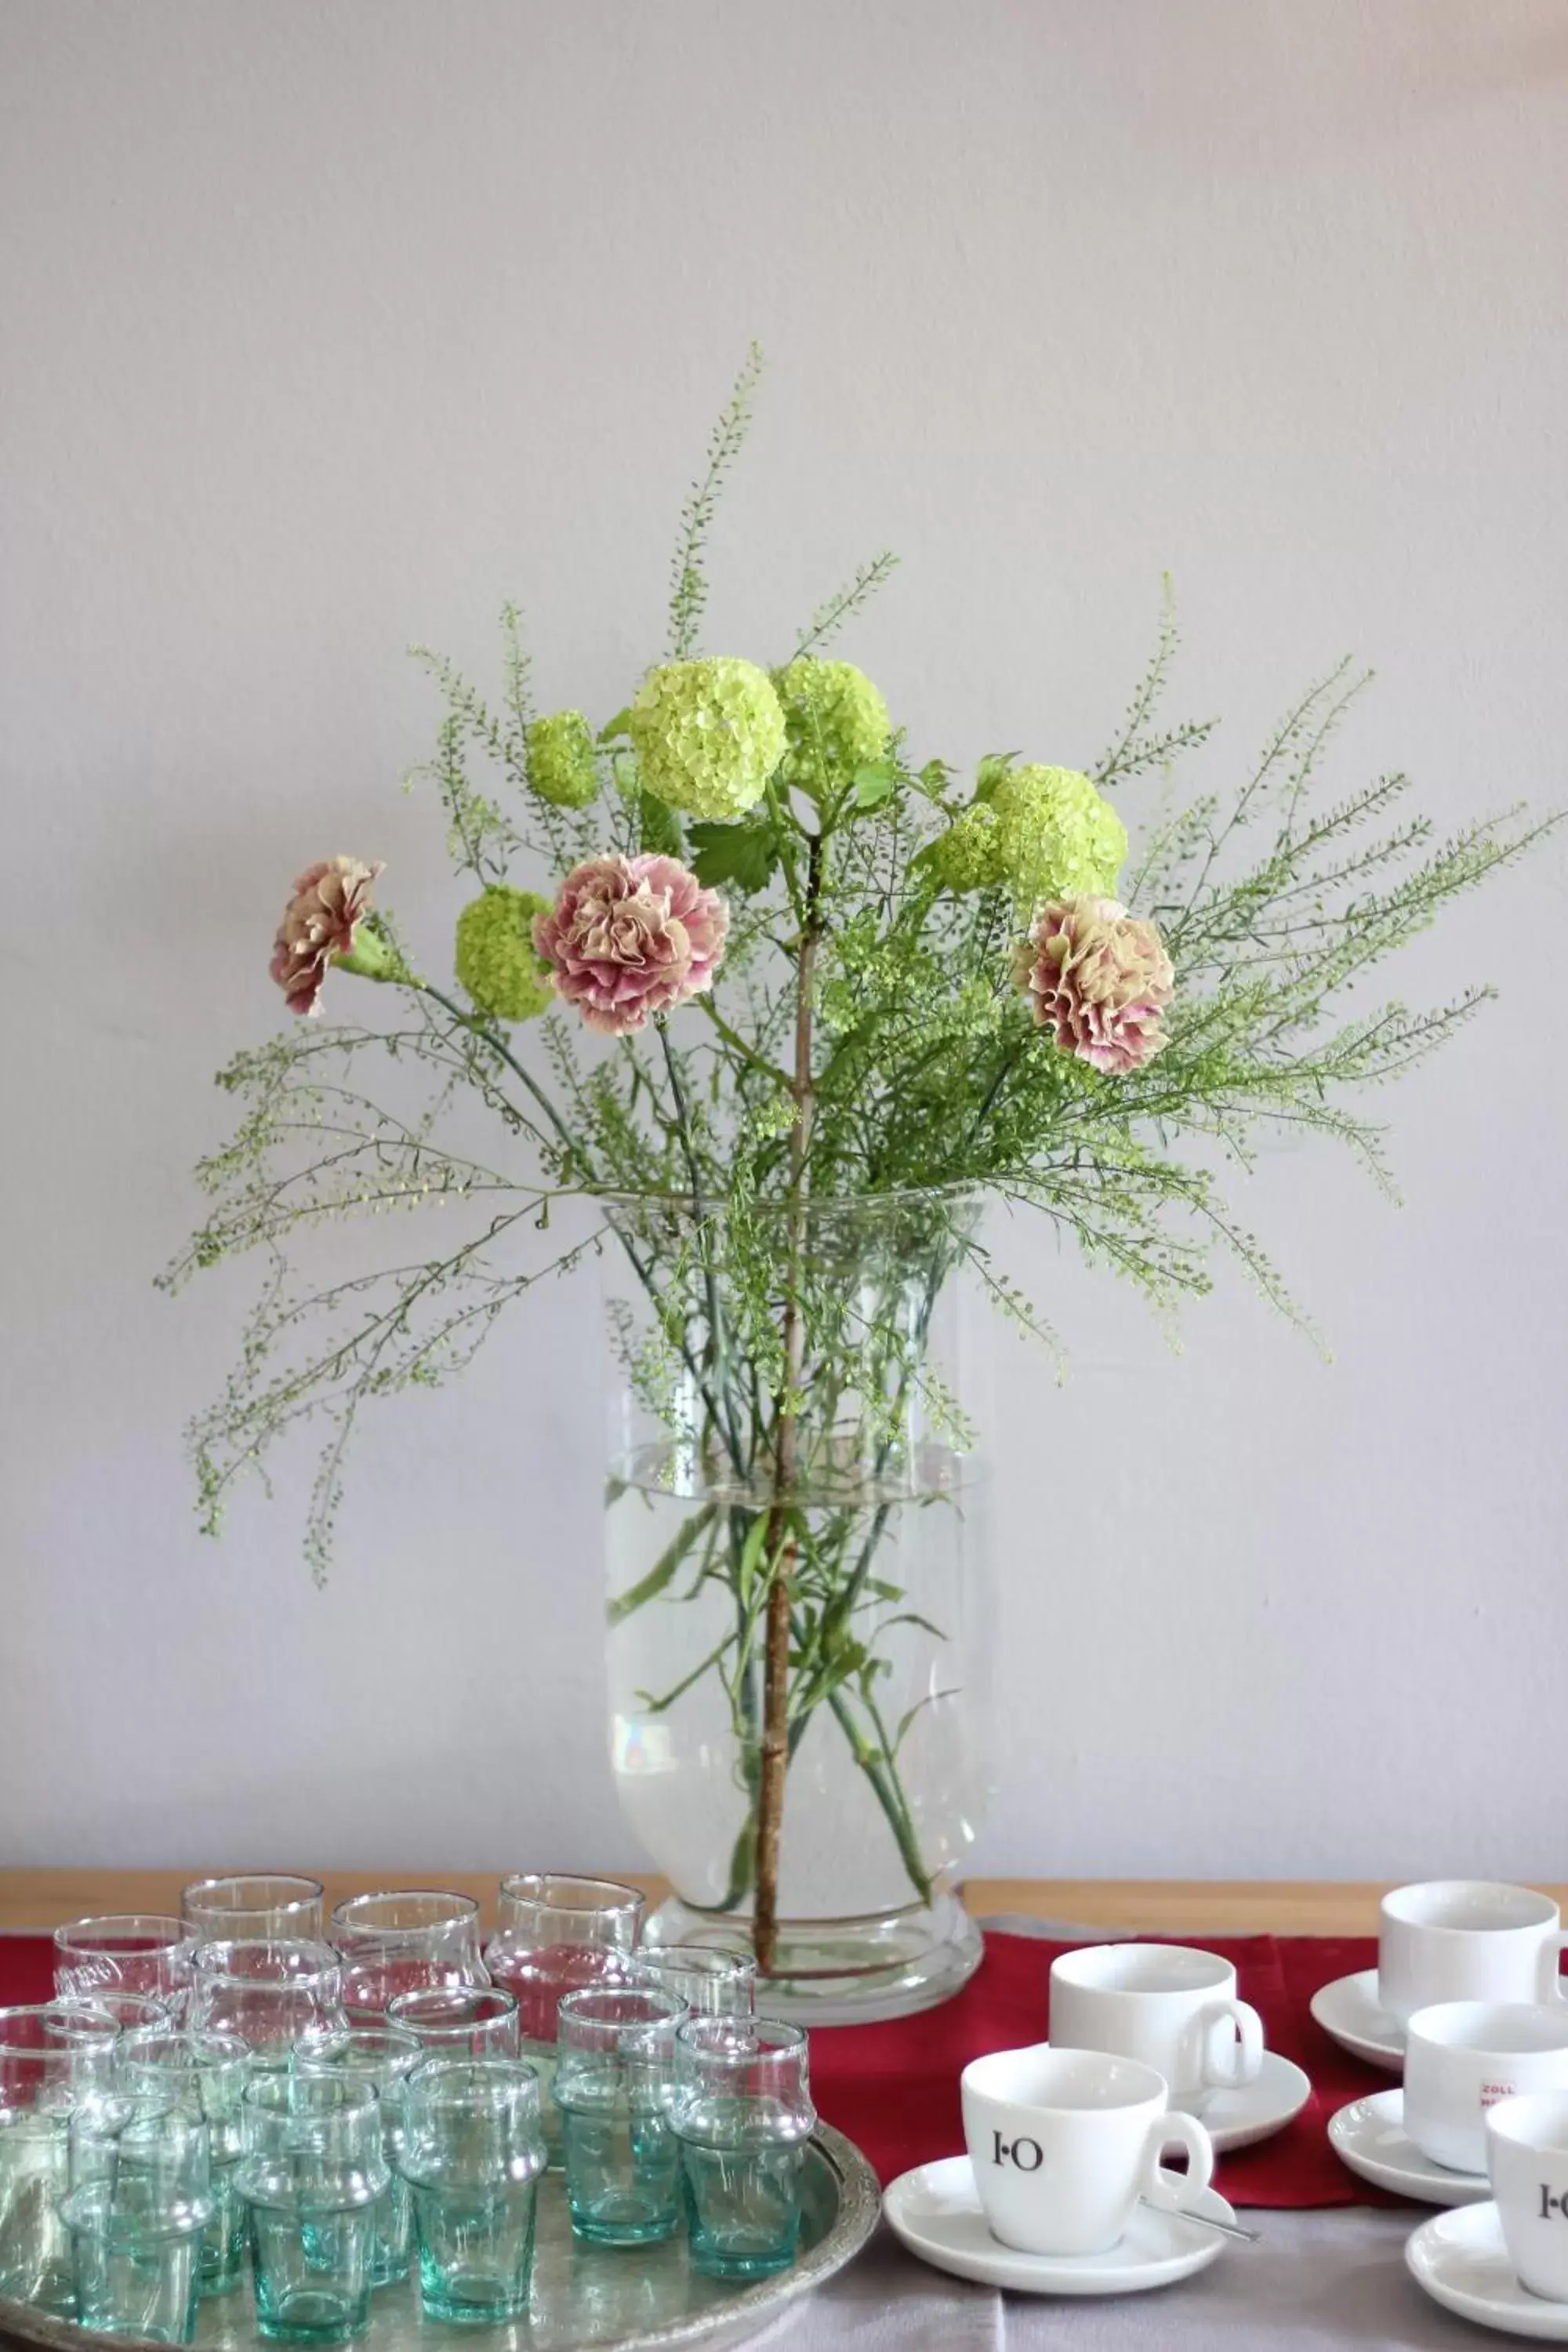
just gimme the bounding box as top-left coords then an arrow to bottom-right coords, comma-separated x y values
772,2209 -> 1482,2350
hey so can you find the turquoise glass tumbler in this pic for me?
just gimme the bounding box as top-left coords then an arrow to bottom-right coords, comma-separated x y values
187,1942 -> 345,2068
180,1878 -> 326,1950
633,1945 -> 757,2018
328,1893 -> 488,2023
292,2025 -> 423,2286
670,2018 -> 815,2281
234,2071 -> 387,2344
116,2029 -> 253,2296
554,1984 -> 685,2245
0,2003 -> 119,2316
398,2058 -> 545,2325
53,1917 -> 198,2020
481,1874 -> 644,2169
59,2178 -> 205,2343
61,2104 -> 212,2343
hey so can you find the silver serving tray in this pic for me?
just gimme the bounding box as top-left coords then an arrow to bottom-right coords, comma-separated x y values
0,2126 -> 877,2352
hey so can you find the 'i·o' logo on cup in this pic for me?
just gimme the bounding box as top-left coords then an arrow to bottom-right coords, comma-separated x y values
992,2130 -> 1044,2172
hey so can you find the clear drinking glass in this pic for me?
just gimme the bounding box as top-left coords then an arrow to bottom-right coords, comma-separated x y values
292,2027 -> 423,2286
397,2059 -> 546,2325
670,2017 -> 815,2279
0,2006 -> 116,2314
60,2126 -> 212,2349
483,1875 -> 644,2162
328,1893 -> 488,2021
385,1987 -> 520,2060
116,2029 -> 253,2296
54,1918 -> 198,2016
187,1942 -> 345,2065
634,1946 -> 757,2017
554,1985 -> 685,2245
235,2073 -> 387,2345
182,1877 -> 326,1947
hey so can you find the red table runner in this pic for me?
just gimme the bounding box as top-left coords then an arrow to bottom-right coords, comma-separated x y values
0,1929 -> 1396,2209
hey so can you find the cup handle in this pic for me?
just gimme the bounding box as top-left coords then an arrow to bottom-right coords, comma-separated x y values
1138,2110 -> 1216,2217
1545,1932 -> 1568,2005
1200,1997 -> 1265,2088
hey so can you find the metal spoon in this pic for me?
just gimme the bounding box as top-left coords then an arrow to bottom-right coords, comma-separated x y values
1142,2198 -> 1261,2244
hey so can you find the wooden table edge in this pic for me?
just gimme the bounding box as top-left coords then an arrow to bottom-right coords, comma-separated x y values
5,1872 -> 1563,1936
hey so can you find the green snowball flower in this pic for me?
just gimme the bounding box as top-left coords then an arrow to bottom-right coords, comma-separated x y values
771,658 -> 891,793
454,885 -> 554,1021
924,804 -> 1003,894
527,710 -> 598,809
989,764 -> 1127,903
628,658 -> 786,819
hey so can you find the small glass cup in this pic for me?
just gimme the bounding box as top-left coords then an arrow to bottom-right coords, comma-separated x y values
0,2005 -> 117,2314
182,1876 -> 326,1947
670,2017 -> 815,2280
635,1945 -> 757,2017
188,1941 -> 345,2064
554,1984 -> 685,2245
235,2072 -> 388,2344
292,2026 -> 423,2286
116,2029 -> 252,2296
54,1917 -> 198,2016
386,1986 -> 520,2060
60,2111 -> 212,2350
329,1893 -> 488,2021
397,2058 -> 545,2325
483,1875 -> 643,2162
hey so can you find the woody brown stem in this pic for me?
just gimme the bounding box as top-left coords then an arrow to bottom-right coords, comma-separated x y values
753,831 -> 822,1977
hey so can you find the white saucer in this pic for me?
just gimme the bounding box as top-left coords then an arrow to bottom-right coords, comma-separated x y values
882,2154 -> 1232,2295
1406,2201 -> 1568,2340
1192,2050 -> 1313,2152
1309,1969 -> 1405,2071
1328,2088 -> 1490,2205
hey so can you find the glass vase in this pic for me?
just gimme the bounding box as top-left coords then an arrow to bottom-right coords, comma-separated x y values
600,1188 -> 991,2022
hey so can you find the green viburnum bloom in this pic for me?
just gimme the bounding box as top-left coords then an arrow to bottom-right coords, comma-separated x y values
924,803 -> 1003,894
989,764 -> 1127,902
771,657 -> 891,793
628,657 -> 786,819
454,885 -> 554,1021
526,710 -> 598,809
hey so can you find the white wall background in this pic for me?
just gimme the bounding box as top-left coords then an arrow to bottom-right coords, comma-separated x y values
3,0 -> 1565,1880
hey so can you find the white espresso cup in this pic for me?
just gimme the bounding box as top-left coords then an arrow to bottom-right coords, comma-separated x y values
1404,2003 -> 1568,2175
1378,1883 -> 1568,2026
960,2044 -> 1215,2257
1049,1944 -> 1264,2115
1487,2090 -> 1568,2301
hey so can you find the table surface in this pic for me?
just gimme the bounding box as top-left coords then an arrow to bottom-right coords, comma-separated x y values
5,1873 -> 1552,2347
9,1870 -> 1565,1933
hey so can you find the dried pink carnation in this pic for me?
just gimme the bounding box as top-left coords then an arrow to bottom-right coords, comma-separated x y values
533,853 -> 728,1036
1016,895 -> 1174,1073
270,856 -> 384,1016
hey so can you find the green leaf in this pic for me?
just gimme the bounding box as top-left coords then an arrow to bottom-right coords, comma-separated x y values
638,791 -> 684,858
851,764 -> 898,811
597,708 -> 633,743
688,818 -> 781,894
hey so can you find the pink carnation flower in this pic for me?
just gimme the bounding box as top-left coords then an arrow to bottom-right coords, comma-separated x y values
533,854 -> 728,1036
1016,895 -> 1174,1073
270,856 -> 384,1016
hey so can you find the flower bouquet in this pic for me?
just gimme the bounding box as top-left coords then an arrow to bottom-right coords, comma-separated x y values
171,350 -> 1546,2015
